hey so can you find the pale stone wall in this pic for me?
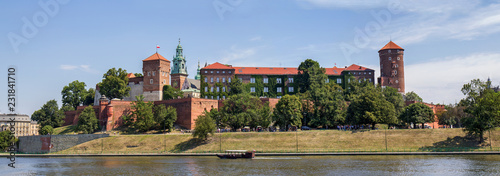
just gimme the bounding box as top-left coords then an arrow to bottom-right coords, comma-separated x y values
143,90 -> 162,101
18,134 -> 109,153
123,81 -> 144,101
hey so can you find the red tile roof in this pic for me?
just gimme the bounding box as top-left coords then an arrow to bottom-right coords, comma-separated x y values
325,66 -> 344,75
143,53 -> 169,61
127,73 -> 136,78
233,67 -> 299,75
344,64 -> 374,71
379,41 -> 404,51
202,62 -> 234,69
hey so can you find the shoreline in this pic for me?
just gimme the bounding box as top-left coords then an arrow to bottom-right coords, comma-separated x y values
2,151 -> 500,157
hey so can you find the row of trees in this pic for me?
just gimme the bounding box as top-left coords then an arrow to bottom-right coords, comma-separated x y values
122,95 -> 177,133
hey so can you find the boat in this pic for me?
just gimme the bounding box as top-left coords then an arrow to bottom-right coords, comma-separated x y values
216,150 -> 255,159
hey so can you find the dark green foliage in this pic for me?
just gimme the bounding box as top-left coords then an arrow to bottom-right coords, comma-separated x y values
383,87 -> 405,117
229,76 -> 244,95
134,73 -> 143,77
162,85 -> 183,100
309,83 -> 347,128
346,85 -> 397,129
76,106 -> 99,134
31,100 -> 65,128
0,130 -> 16,151
273,95 -> 303,130
60,105 -> 75,112
405,91 -> 423,102
220,94 -> 270,131
97,68 -> 131,99
193,112 -> 216,141
61,80 -> 88,109
438,104 -> 466,127
39,125 -> 54,135
154,105 -> 177,132
122,95 -> 154,132
82,88 -> 95,106
399,103 -> 434,128
297,59 -> 327,93
461,79 -> 500,143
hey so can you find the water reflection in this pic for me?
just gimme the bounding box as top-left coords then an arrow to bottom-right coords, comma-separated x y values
2,155 -> 500,175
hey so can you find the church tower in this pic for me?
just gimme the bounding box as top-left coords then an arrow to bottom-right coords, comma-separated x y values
378,41 -> 405,93
142,52 -> 171,101
170,39 -> 188,89
194,61 -> 201,80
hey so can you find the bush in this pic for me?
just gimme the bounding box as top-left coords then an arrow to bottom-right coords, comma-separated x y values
40,125 -> 54,135
193,113 -> 216,141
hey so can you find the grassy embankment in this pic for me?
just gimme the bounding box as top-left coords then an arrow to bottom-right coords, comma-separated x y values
55,128 -> 500,154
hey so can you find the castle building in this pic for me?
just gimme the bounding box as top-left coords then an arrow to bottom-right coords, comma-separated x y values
378,41 -> 405,93
0,114 -> 39,137
170,39 -> 189,90
200,63 -> 374,99
142,52 -> 171,101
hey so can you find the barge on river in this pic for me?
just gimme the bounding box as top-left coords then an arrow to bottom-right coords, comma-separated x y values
216,150 -> 255,159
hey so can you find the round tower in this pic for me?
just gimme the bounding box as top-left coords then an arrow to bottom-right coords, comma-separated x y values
378,41 -> 405,93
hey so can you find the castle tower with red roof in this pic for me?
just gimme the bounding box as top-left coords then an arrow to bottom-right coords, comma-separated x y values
378,41 -> 405,93
142,52 -> 171,101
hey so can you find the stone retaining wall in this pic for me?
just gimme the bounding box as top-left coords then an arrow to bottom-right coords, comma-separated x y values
18,134 -> 109,153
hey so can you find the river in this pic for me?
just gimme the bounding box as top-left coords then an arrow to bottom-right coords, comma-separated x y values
3,155 -> 500,175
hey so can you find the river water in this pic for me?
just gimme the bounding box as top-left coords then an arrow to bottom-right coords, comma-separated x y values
3,155 -> 500,175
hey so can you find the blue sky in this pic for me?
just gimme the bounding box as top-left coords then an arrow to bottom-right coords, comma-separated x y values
2,0 -> 500,115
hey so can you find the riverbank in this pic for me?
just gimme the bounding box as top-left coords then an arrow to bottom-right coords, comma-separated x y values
29,128 -> 500,154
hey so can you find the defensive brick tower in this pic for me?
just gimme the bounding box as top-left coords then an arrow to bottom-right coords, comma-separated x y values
378,41 -> 405,93
142,52 -> 171,101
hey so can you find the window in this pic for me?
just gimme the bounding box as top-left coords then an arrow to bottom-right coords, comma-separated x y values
223,71 -> 225,73
359,79 -> 362,83
210,87 -> 214,92
150,79 -> 153,84
205,77 -> 208,83
277,87 -> 282,93
397,57 -> 400,60
337,78 -> 342,84
277,78 -> 282,84
222,78 -> 226,83
148,72 -> 150,76
239,78 -> 243,82
211,96 -> 214,99
152,71 -> 155,76
398,88 -> 401,91
395,64 -> 399,68
229,71 -> 232,73
217,71 -> 219,73
250,87 -> 255,92
228,78 -> 231,83
250,78 -> 255,83
223,96 -> 226,99
163,79 -> 166,84
264,87 -> 268,92
369,72 -> 372,75
288,78 -> 294,83
369,78 -> 372,82
395,80 -> 399,83
289,87 -> 294,92
277,96 -> 282,98
211,77 -> 214,83
325,79 -> 330,83
263,78 -> 268,83
211,71 -> 213,73
205,71 -> 207,73
217,77 -> 220,83
222,87 -> 226,92
388,50 -> 392,53
364,72 -> 366,75
217,87 -> 220,92
217,96 -> 219,100
389,57 -> 392,61
205,87 -> 208,92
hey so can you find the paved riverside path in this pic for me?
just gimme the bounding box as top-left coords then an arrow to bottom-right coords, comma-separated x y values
3,151 -> 500,157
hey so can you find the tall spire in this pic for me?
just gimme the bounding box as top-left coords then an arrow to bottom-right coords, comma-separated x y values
195,60 -> 201,80
171,39 -> 188,75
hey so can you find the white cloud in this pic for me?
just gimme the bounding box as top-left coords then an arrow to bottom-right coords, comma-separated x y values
219,46 -> 258,66
405,53 -> 500,105
60,64 -> 98,74
249,36 -> 261,41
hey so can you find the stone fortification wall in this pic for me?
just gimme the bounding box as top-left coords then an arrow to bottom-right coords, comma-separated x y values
18,134 -> 109,153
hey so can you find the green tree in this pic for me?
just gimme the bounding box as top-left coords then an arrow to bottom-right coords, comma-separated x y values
220,94 -> 266,131
76,106 -> 99,134
346,85 -> 397,129
122,95 -> 155,132
82,88 -> 95,106
162,85 -> 183,100
383,87 -> 405,117
39,125 -> 54,135
297,59 -> 327,93
60,105 -> 75,112
98,68 -> 131,99
344,78 -> 370,102
134,73 -> 143,77
153,105 -> 177,132
228,76 -> 244,95
61,80 -> 88,109
405,91 -> 423,102
31,100 -> 65,128
273,95 -> 303,131
438,104 -> 466,128
399,103 -> 434,129
309,83 -> 346,128
0,130 -> 16,151
461,79 -> 500,143
193,112 -> 216,141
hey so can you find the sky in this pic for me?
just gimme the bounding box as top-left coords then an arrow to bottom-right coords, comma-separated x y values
1,0 -> 500,116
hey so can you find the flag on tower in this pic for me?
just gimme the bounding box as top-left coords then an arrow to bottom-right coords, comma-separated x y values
156,45 -> 160,48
